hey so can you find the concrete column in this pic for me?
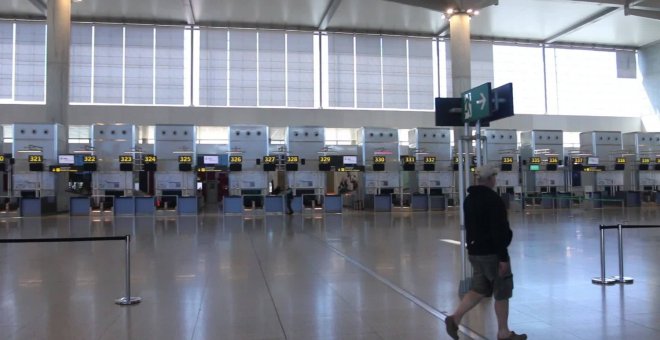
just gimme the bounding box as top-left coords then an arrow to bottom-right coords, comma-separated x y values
46,0 -> 71,125
449,13 -> 471,97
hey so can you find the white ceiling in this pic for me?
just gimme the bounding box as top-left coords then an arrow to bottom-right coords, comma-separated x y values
0,0 -> 658,48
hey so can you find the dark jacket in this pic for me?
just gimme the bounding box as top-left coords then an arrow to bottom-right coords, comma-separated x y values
464,185 -> 513,262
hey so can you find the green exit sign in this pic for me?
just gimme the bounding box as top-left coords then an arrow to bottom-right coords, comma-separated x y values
463,83 -> 492,123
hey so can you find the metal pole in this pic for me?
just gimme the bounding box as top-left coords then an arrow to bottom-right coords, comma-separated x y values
116,234 -> 142,305
592,226 -> 615,285
475,121 -> 482,166
614,224 -> 634,284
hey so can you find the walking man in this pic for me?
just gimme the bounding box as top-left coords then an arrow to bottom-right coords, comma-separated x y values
445,164 -> 526,340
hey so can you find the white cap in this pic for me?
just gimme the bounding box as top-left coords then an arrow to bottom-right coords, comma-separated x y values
474,163 -> 499,179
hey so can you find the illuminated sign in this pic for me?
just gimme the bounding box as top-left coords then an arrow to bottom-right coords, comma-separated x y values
501,157 -> 514,164
319,156 -> 331,164
656,158 -> 660,164
529,164 -> 540,171
29,155 -> 43,163
402,156 -> 416,164
373,156 -> 386,164
286,156 -> 299,164
529,157 -> 541,164
0,155 -> 4,162
424,156 -> 436,164
640,158 -> 650,164
343,155 -> 357,165
229,156 -> 242,164
263,156 -> 277,164
144,155 -> 157,163
616,157 -> 626,164
453,156 -> 459,164
83,155 -> 97,163
178,155 -> 193,164
548,156 -> 559,164
58,155 -> 75,165
584,167 -> 602,172
119,155 -> 133,163
572,157 -> 584,165
204,155 -> 219,165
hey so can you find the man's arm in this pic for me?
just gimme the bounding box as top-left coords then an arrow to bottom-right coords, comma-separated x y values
487,197 -> 511,263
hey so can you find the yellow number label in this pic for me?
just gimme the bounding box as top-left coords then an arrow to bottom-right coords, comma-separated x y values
319,156 -> 331,164
178,156 -> 192,163
424,157 -> 436,164
144,155 -> 157,163
548,157 -> 558,164
640,158 -> 650,164
502,157 -> 514,164
120,156 -> 133,163
0,155 -> 4,162
230,156 -> 242,164
29,155 -> 43,163
373,156 -> 386,164
263,156 -> 277,164
286,156 -> 299,163
83,155 -> 97,163
573,157 -> 584,164
616,157 -> 626,164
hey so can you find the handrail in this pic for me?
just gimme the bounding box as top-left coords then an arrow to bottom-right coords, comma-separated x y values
592,224 -> 660,286
0,234 -> 141,305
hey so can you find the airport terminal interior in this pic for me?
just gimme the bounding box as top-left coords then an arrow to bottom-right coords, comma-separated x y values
1,0 -> 660,339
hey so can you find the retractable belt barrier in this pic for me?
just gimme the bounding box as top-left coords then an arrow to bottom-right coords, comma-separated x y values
0,235 -> 141,305
592,224 -> 660,285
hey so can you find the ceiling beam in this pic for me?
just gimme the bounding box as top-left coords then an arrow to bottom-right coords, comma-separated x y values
436,23 -> 450,36
318,0 -> 343,30
28,0 -> 46,14
181,0 -> 196,25
544,6 -> 619,44
625,0 -> 660,19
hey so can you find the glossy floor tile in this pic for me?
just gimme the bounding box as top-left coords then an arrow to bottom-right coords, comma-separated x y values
0,205 -> 658,340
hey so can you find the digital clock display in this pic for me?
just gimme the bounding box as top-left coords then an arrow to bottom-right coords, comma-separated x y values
501,157 -> 514,164
144,155 -> 157,163
319,156 -> 331,164
373,156 -> 386,164
529,157 -> 541,164
286,156 -> 299,164
263,156 -> 277,164
178,155 -> 193,164
119,155 -> 133,163
424,157 -> 436,164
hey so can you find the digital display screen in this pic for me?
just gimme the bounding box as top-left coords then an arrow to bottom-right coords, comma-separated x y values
263,156 -> 277,164
319,156 -> 332,164
287,156 -> 299,164
119,155 -> 133,163
640,158 -> 651,164
401,156 -> 416,164
373,156 -> 386,164
58,155 -> 75,165
424,157 -> 436,164
0,155 -> 4,162
29,155 -> 43,163
343,155 -> 357,165
144,155 -> 157,163
587,157 -> 599,165
83,155 -> 97,163
178,155 -> 193,164
207,155 -> 221,165
616,157 -> 626,164
572,157 -> 584,165
529,164 -> 541,171
501,157 -> 513,164
548,157 -> 559,164
529,157 -> 541,164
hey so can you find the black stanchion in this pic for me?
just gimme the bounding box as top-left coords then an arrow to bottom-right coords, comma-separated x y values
0,235 -> 141,305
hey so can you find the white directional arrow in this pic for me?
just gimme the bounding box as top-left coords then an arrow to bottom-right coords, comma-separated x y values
475,93 -> 487,110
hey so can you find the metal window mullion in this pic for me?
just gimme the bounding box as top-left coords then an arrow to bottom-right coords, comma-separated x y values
90,25 -> 95,103
153,27 -> 157,105
256,31 -> 260,107
406,39 -> 410,110
285,32 -> 289,107
353,34 -> 357,108
11,21 -> 16,101
227,30 -> 231,106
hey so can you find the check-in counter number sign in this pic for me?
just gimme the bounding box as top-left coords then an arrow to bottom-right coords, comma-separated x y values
230,156 -> 242,164
640,158 -> 650,164
424,157 -> 436,164
83,155 -> 97,163
319,156 -> 331,164
263,156 -> 277,164
287,156 -> 299,164
144,155 -> 157,163
529,157 -> 541,164
179,156 -> 192,164
548,157 -> 558,164
120,156 -> 133,163
616,158 -> 626,164
29,155 -> 43,163
374,156 -> 386,164
502,157 -> 513,164
402,156 -> 416,164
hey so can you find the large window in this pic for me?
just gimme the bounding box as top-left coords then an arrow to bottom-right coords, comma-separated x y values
324,33 -> 435,110
546,48 -> 651,117
493,44 -> 545,115
0,22 -> 13,101
15,22 -> 46,102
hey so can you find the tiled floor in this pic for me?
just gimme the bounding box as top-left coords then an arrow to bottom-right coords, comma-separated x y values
0,206 -> 659,339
